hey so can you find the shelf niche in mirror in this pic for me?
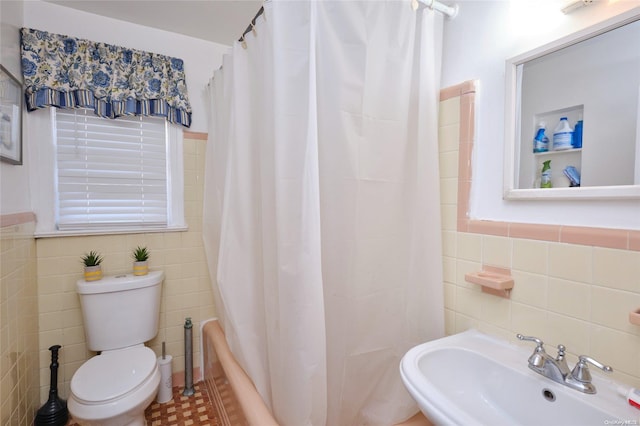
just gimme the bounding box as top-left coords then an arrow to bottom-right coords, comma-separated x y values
504,8 -> 640,200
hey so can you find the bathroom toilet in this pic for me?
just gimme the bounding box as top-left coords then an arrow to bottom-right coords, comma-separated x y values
68,270 -> 164,426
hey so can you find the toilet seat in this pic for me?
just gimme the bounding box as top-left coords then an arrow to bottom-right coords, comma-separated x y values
71,346 -> 157,404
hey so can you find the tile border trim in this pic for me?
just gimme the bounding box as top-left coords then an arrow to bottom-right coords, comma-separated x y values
442,80 -> 639,252
183,131 -> 208,140
1,212 -> 36,228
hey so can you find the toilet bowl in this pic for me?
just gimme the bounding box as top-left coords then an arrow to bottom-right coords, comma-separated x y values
68,346 -> 161,426
68,271 -> 164,426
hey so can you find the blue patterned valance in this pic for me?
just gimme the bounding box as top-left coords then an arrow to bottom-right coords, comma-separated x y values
20,28 -> 192,127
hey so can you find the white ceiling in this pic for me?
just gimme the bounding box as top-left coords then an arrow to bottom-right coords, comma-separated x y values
44,0 -> 264,46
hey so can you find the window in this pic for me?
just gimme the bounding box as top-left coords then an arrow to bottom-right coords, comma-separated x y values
55,109 -> 168,230
28,108 -> 185,236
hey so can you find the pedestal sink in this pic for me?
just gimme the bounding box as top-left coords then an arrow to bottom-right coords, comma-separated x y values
400,330 -> 639,425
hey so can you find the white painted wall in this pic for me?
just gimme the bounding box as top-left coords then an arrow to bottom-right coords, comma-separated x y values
0,0 -> 229,216
0,0 -> 29,215
442,1 -> 640,230
1,0 -> 22,77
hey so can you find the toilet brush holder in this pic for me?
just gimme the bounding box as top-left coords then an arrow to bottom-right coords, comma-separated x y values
157,342 -> 173,403
35,345 -> 68,426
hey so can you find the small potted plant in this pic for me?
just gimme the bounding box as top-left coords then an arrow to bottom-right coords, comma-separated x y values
132,246 -> 150,276
82,251 -> 103,282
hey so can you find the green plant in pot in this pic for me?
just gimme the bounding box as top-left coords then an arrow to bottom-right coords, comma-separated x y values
82,251 -> 103,281
132,246 -> 150,276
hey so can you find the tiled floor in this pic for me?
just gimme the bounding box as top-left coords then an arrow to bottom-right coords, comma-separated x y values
65,378 -> 431,426
145,383 -> 221,426
67,382 -> 222,425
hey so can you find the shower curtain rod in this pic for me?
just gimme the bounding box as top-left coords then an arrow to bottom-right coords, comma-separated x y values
237,0 -> 458,43
415,0 -> 458,19
238,5 -> 265,43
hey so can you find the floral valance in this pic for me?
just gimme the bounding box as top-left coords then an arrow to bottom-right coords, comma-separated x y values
20,28 -> 192,128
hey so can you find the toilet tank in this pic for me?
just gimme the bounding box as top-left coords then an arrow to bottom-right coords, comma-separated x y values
76,270 -> 164,352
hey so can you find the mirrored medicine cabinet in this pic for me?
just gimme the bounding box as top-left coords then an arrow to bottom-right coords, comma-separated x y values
504,8 -> 640,200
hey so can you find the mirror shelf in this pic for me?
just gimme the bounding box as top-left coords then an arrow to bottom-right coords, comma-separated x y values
506,186 -> 640,201
504,7 -> 640,201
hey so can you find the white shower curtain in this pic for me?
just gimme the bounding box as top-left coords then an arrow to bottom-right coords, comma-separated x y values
203,1 -> 444,425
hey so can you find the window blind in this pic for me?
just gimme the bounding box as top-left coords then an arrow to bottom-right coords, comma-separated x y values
54,109 -> 168,230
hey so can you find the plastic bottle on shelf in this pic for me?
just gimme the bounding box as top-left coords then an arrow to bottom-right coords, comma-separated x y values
540,160 -> 552,188
573,114 -> 583,148
553,117 -> 573,150
533,122 -> 549,153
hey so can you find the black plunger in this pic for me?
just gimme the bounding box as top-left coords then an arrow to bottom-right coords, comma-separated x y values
34,345 -> 68,426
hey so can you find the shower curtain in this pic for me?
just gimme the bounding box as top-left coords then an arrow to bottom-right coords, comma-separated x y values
203,1 -> 444,424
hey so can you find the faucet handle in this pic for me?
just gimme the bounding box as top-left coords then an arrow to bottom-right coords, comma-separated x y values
516,334 -> 545,350
517,334 -> 546,368
571,355 -> 613,383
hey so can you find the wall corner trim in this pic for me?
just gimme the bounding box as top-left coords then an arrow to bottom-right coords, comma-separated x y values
440,79 -> 477,101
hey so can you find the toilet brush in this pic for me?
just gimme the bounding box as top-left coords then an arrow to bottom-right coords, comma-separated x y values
35,345 -> 68,426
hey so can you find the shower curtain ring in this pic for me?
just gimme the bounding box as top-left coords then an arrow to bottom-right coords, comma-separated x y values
251,23 -> 257,36
240,37 -> 248,50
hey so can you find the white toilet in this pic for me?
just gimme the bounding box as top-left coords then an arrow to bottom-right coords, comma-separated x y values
68,270 -> 164,426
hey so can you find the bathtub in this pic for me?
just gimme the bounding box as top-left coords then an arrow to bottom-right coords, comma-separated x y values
201,319 -> 279,426
201,318 -> 430,426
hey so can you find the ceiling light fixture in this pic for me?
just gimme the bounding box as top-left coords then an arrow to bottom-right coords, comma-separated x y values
561,0 -> 594,14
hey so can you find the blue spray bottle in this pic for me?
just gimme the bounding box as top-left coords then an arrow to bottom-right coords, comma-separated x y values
533,122 -> 549,153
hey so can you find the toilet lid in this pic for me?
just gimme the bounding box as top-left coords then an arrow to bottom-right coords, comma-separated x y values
71,346 -> 157,404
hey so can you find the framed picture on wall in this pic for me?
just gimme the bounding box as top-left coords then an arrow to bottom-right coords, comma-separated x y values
0,64 -> 23,165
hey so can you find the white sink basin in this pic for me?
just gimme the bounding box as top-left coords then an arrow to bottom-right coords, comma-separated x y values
400,330 -> 640,425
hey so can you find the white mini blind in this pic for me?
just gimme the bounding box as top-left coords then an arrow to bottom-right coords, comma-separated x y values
54,109 -> 168,230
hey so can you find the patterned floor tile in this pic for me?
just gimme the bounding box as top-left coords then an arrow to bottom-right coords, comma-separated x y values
67,382 -> 221,425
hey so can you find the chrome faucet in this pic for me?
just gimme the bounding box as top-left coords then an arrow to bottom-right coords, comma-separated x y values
516,334 -> 612,394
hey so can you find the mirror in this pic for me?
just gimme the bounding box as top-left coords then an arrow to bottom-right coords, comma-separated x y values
504,9 -> 640,200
